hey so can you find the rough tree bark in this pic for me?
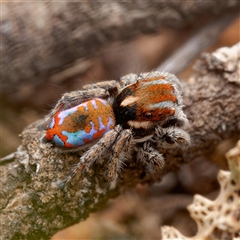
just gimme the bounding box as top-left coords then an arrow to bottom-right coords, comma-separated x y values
2,0 -> 239,96
1,43 -> 240,239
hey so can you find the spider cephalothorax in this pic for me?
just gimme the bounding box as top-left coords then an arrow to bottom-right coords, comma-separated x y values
113,73 -> 186,140
43,71 -> 190,187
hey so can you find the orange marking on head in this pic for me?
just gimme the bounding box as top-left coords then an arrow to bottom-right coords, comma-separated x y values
161,108 -> 174,117
136,108 -> 175,122
143,83 -> 174,93
169,108 -> 175,116
136,84 -> 177,105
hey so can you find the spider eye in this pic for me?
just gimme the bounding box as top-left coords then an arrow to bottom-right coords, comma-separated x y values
145,113 -> 153,118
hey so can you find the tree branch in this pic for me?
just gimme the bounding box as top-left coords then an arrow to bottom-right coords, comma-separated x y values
2,1 -> 239,96
1,43 -> 240,239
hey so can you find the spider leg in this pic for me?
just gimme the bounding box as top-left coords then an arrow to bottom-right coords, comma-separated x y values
137,141 -> 165,172
82,80 -> 120,105
82,80 -> 120,92
52,88 -> 110,113
62,125 -> 123,187
152,125 -> 190,149
136,126 -> 190,173
106,128 -> 132,187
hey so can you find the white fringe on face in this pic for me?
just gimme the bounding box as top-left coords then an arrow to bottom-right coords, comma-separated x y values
127,120 -> 153,129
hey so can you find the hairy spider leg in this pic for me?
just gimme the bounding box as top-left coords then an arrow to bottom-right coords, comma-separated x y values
82,80 -> 120,92
136,125 -> 190,173
137,141 -> 165,172
106,128 -> 132,185
152,125 -> 191,149
63,125 -> 124,186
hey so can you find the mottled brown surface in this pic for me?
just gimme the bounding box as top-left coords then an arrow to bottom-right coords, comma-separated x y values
1,44 -> 239,239
2,1 -> 239,97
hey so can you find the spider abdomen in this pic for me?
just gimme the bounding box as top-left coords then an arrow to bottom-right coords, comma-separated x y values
45,98 -> 115,149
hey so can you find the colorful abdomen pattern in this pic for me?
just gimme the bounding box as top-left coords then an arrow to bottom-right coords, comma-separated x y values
45,98 -> 115,148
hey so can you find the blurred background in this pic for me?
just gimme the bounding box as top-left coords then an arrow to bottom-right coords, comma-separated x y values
1,2 -> 239,239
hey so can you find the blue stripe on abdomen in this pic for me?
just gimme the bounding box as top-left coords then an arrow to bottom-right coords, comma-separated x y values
61,116 -> 114,147
58,101 -> 89,125
62,122 -> 97,146
53,135 -> 65,147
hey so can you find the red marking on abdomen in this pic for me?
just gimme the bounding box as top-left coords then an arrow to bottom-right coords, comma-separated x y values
84,138 -> 91,144
93,128 -> 106,140
45,112 -> 74,147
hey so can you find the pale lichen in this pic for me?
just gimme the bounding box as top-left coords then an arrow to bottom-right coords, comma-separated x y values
202,43 -> 240,84
161,140 -> 240,240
